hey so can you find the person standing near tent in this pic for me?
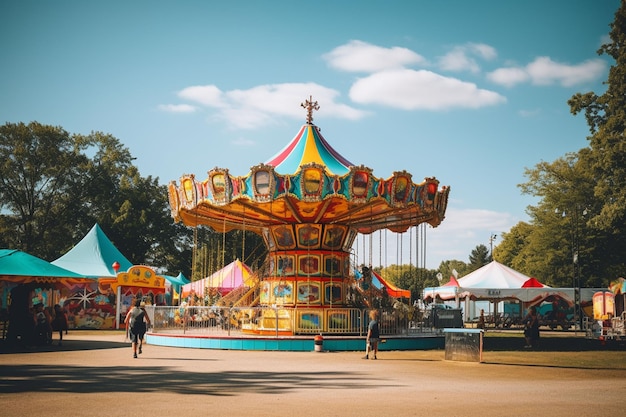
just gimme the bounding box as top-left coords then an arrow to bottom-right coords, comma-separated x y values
124,299 -> 150,358
363,310 -> 380,360
51,304 -> 68,346
523,306 -> 540,348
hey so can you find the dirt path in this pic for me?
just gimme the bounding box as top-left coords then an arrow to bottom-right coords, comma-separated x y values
1,332 -> 625,417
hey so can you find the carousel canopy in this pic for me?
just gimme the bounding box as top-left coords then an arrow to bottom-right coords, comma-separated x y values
0,249 -> 89,284
265,124 -> 353,175
168,98 -> 450,235
52,223 -> 133,278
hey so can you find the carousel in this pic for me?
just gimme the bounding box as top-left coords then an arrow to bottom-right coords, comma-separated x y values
166,97 -> 450,337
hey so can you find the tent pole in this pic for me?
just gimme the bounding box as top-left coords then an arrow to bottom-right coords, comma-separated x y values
116,285 -> 122,330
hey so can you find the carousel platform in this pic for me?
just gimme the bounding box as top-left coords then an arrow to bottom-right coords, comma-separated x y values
146,330 -> 444,352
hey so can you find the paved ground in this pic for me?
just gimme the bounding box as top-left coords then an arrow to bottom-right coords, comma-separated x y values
1,332 -> 626,417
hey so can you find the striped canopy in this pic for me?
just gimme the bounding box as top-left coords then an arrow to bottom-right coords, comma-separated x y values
265,124 -> 353,175
181,259 -> 254,297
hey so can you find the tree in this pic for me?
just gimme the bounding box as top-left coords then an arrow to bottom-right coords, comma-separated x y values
568,1 -> 626,279
467,244 -> 490,273
0,122 -> 90,259
437,259 -> 469,282
0,122 -> 195,277
377,264 -> 438,301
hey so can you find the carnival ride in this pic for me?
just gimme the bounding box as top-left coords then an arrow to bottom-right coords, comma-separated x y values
167,97 -> 450,335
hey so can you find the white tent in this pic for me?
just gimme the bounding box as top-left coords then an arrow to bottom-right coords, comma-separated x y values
423,261 -> 575,321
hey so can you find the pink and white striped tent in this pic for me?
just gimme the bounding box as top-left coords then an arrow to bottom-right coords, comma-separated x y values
181,259 -> 255,298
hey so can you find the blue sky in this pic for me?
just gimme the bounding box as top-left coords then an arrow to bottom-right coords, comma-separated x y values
1,0 -> 619,270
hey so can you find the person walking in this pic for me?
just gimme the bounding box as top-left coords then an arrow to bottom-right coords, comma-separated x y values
363,310 -> 380,360
124,299 -> 150,358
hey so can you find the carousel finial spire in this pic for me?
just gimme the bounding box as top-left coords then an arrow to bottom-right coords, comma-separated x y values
301,95 -> 320,124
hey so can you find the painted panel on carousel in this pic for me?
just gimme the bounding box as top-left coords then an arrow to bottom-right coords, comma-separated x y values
297,310 -> 323,331
297,282 -> 321,304
301,165 -> 324,201
182,176 -> 196,206
324,283 -> 343,304
250,164 -> 276,202
298,254 -> 321,276
327,309 -> 350,331
208,169 -> 231,204
342,229 -> 358,252
392,171 -> 412,206
276,255 -> 295,276
273,225 -> 296,250
260,281 -> 271,304
321,225 -> 346,250
296,224 -> 321,249
272,281 -> 294,304
324,255 -> 342,277
350,166 -> 373,203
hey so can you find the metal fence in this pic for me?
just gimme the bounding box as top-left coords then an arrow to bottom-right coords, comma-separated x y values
147,305 -> 437,337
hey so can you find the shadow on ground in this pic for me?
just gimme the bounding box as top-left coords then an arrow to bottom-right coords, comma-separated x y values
0,365 -> 384,395
0,338 -> 128,354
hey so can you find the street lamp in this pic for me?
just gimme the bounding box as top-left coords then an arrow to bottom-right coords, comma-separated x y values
555,206 -> 588,329
489,234 -> 497,261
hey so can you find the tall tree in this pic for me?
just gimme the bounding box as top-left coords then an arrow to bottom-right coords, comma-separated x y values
568,1 -> 626,279
0,122 -> 89,258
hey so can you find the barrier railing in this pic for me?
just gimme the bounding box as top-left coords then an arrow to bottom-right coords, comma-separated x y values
149,306 -> 438,336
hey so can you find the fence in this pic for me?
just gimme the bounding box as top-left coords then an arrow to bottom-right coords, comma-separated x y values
147,305 -> 436,337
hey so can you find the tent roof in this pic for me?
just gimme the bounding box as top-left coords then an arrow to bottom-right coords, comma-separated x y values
52,224 -> 133,278
182,259 -> 254,297
164,272 -> 190,287
265,124 -> 353,175
0,249 -> 86,279
457,261 -> 537,289
522,277 -> 547,288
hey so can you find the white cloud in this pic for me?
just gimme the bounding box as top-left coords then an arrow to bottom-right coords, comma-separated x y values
487,67 -> 529,87
526,57 -> 606,87
438,43 -> 497,73
178,85 -> 225,107
323,40 -> 426,73
487,57 -> 606,87
349,69 -> 506,110
173,82 -> 368,129
468,43 -> 497,60
157,104 -> 196,113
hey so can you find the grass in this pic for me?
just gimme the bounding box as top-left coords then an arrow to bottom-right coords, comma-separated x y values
480,330 -> 626,369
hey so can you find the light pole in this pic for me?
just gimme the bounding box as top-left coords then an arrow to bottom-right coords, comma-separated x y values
555,206 -> 587,329
489,234 -> 497,261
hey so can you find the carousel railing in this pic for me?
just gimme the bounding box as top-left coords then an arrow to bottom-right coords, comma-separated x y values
148,305 -> 437,336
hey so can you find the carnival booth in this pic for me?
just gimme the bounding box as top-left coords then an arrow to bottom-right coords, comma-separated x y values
0,249 -> 94,343
585,278 -> 626,340
424,261 -> 575,328
99,265 -> 167,329
52,223 -> 179,329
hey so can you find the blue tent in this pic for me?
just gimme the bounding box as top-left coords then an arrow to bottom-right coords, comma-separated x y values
51,224 -> 133,278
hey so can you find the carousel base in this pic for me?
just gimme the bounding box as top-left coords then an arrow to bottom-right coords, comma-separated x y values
146,331 -> 444,352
